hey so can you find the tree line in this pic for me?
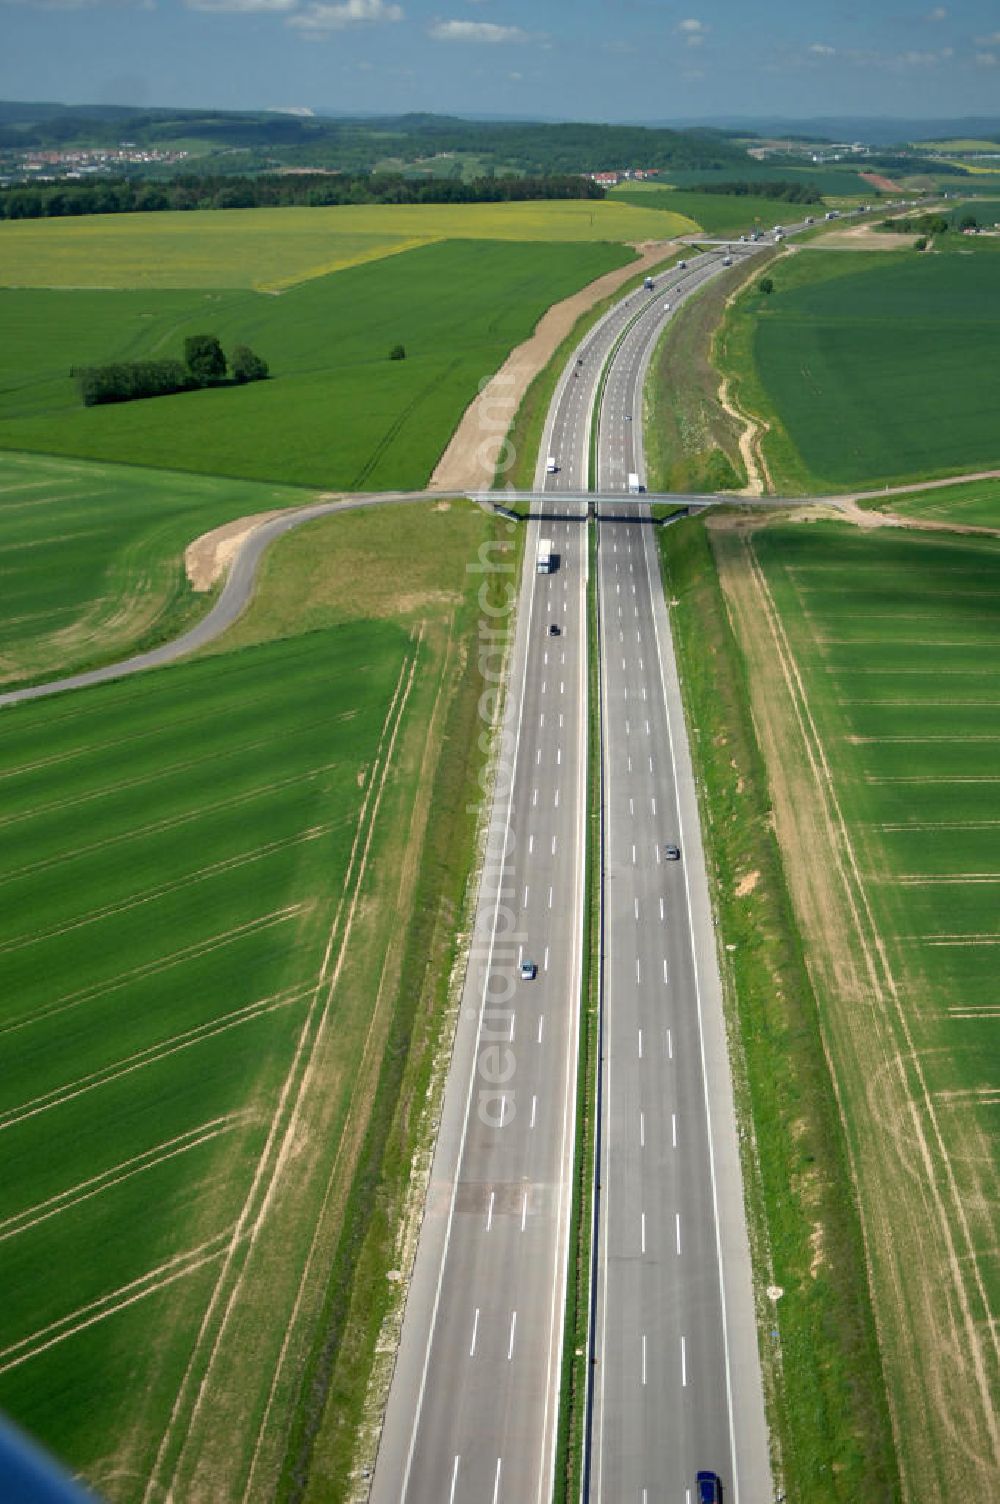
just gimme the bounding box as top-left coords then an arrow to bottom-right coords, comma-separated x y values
0,171 -> 605,221
75,335 -> 268,407
694,179 -> 824,203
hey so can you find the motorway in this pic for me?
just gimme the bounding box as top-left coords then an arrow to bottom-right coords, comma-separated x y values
374,240 -> 773,1504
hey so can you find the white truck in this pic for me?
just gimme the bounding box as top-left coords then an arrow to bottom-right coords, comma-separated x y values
546,456 -> 558,475
627,473 -> 642,495
536,537 -> 554,573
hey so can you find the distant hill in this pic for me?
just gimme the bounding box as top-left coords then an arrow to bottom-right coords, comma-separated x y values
0,101 -> 751,177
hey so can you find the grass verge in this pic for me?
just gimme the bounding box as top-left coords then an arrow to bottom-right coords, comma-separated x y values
657,516 -> 900,1502
643,255 -> 778,494
552,511 -> 600,1503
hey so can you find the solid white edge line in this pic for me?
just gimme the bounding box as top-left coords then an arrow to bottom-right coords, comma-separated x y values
397,506 -> 540,1502
538,499 -> 589,1504
640,501 -> 741,1497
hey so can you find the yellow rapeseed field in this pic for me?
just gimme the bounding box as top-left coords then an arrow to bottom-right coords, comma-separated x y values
0,200 -> 696,291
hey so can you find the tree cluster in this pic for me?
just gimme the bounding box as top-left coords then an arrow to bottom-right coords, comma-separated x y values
878,213 -> 950,236
0,171 -> 605,221
693,179 -> 823,203
75,334 -> 268,407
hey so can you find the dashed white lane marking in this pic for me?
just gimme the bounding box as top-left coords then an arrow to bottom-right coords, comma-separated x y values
528,834 -> 534,855
645,719 -> 650,735
551,836 -> 557,855
486,1191 -> 495,1231
548,886 -> 554,910
554,789 -> 560,809
663,958 -> 669,985
539,712 -> 545,727
544,945 -> 550,970
541,680 -> 546,694
507,1311 -> 517,1361
676,1212 -> 682,1256
556,746 -> 562,765
450,1455 -> 460,1504
672,1112 -> 677,1148
627,756 -> 632,773
559,712 -> 564,728
560,681 -> 565,695
667,1027 -> 673,1059
533,788 -> 538,807
530,1094 -> 537,1129
625,719 -> 630,735
634,897 -> 640,920
509,1015 -> 516,1043
492,1457 -> 502,1504
521,1192 -> 528,1232
537,1015 -> 544,1044
659,897 -> 665,921
469,1309 -> 480,1358
649,755 -> 654,772
536,748 -> 542,765
629,797 -> 634,816
640,1110 -> 645,1148
651,796 -> 656,816
632,843 -> 637,865
641,1212 -> 646,1255
642,1333 -> 648,1386
638,1028 -> 643,1059
636,957 -> 642,983
523,885 -> 529,907
681,1336 -> 688,1387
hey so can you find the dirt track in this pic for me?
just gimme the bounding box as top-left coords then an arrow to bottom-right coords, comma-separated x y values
429,241 -> 678,492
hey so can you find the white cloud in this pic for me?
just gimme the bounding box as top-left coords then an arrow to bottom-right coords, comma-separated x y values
925,5 -> 948,19
676,17 -> 706,47
809,42 -> 836,56
188,0 -> 295,12
429,18 -> 529,43
975,30 -> 1000,45
975,50 -> 998,66
289,0 -> 403,28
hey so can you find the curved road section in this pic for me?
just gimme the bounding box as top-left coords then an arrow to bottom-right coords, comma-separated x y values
0,492 -> 456,711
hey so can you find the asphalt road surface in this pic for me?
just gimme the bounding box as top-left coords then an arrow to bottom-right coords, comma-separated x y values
372,493 -> 589,1504
589,248 -> 771,1500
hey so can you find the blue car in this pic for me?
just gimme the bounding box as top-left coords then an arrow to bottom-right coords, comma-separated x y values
697,1472 -> 722,1504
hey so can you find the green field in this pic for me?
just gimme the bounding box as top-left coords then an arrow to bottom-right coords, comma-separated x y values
612,183 -> 814,238
0,497 -> 498,1500
0,450 -> 311,689
0,237 -> 631,489
0,200 -> 695,292
876,477 -> 1000,526
0,627 -> 406,1482
716,518 -> 1000,1501
733,244 -> 1000,489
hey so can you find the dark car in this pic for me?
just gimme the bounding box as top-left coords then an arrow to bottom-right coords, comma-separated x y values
697,1472 -> 722,1504
664,843 -> 681,861
548,623 -> 561,636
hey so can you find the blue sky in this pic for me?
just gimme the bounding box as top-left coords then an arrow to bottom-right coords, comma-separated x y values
2,0 -> 999,122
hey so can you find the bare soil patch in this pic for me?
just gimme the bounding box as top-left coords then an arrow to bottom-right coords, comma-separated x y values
430,241 -> 677,492
805,224 -> 922,251
184,511 -> 284,592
